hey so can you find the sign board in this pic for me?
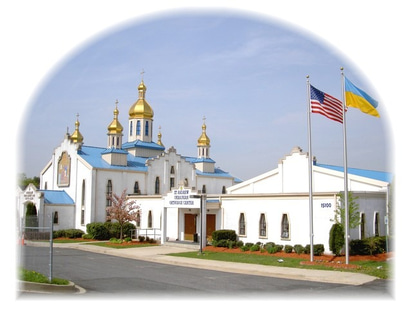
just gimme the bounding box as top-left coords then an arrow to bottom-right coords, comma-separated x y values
165,188 -> 200,208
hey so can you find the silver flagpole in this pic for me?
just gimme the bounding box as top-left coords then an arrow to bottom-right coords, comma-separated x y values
306,75 -> 314,262
341,67 -> 350,265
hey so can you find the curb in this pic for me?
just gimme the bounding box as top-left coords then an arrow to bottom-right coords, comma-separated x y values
18,280 -> 85,294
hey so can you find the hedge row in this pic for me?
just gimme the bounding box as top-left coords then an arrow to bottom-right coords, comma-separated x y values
85,222 -> 136,240
53,229 -> 84,239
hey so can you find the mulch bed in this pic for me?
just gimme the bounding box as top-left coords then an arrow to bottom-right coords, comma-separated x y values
203,246 -> 393,269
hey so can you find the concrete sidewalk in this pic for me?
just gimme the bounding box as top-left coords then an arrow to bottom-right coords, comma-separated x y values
25,241 -> 378,286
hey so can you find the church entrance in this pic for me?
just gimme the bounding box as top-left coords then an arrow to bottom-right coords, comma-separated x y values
184,213 -> 197,241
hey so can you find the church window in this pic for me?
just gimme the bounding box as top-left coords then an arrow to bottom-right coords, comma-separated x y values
360,213 -> 366,239
106,180 -> 112,207
259,213 -> 267,237
145,121 -> 149,136
374,212 -> 380,237
170,177 -> 175,191
222,186 -> 226,194
155,177 -> 160,194
81,180 -> 86,225
202,185 -> 206,194
137,120 -> 141,136
170,166 -> 175,174
281,214 -> 290,239
53,212 -> 59,224
136,211 -> 141,228
129,121 -> 133,136
239,213 -> 246,236
81,180 -> 85,206
148,210 -> 153,229
116,137 -> 120,147
134,181 -> 140,194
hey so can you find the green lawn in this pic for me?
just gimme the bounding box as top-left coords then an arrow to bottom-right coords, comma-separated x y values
169,251 -> 391,279
18,268 -> 69,285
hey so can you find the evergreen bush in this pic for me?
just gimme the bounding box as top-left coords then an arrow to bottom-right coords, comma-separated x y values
329,223 -> 345,256
211,229 -> 237,242
293,244 -> 304,254
86,222 -> 110,240
284,245 -> 293,253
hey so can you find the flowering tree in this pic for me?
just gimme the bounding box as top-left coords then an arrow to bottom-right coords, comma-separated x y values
106,189 -> 140,240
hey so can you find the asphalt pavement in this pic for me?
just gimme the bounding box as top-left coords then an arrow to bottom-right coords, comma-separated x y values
22,240 -> 379,286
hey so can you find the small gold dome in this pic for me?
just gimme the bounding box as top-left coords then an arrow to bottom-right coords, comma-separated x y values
108,101 -> 123,134
197,123 -> 210,146
70,116 -> 83,144
129,80 -> 154,119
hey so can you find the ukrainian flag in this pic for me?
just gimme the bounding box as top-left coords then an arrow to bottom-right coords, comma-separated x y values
345,77 -> 380,117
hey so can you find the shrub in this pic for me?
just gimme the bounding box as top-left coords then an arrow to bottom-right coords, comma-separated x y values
236,240 -> 244,248
329,223 -> 345,256
303,244 -> 325,255
124,237 -> 132,242
82,233 -> 93,240
314,244 -> 325,256
293,244 -> 304,254
250,244 -> 260,252
138,235 -> 145,242
284,245 -> 293,253
53,229 -> 85,239
240,245 -> 250,252
109,237 -> 122,244
264,242 -> 276,249
86,222 -> 110,240
216,239 -> 229,247
211,230 -> 237,242
349,236 -> 387,255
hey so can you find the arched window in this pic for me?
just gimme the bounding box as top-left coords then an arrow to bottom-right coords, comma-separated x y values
155,177 -> 160,194
170,166 -> 175,174
81,180 -> 86,206
145,121 -> 149,136
136,120 -> 141,136
239,213 -> 246,236
202,185 -> 206,194
281,214 -> 290,239
53,212 -> 59,224
374,212 -> 380,237
148,210 -> 153,229
106,180 -> 112,207
222,186 -> 226,194
134,181 -> 140,194
129,121 -> 133,136
259,213 -> 266,237
81,179 -> 86,225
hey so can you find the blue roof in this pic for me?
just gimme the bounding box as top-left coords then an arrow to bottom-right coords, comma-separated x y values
40,190 -> 74,205
101,147 -> 129,154
123,140 -> 165,151
315,163 -> 393,183
78,146 -> 148,171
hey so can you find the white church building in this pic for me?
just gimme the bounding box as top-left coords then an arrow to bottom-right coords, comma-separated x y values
16,79 -> 392,253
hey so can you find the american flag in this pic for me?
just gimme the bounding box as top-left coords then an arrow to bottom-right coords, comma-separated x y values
310,85 -> 343,123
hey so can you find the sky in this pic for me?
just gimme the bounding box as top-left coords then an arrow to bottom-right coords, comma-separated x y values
15,9 -> 392,182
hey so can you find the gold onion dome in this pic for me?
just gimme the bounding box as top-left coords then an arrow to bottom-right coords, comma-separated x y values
128,80 -> 154,119
108,100 -> 123,134
70,115 -> 84,143
197,122 -> 210,146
